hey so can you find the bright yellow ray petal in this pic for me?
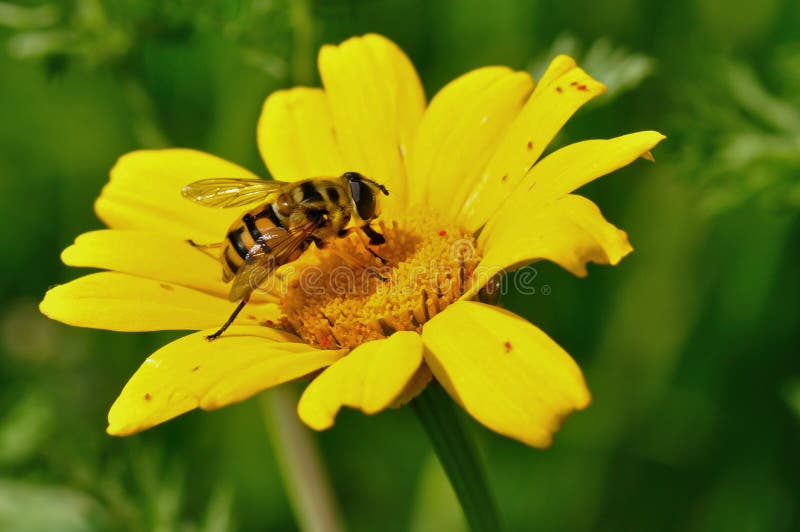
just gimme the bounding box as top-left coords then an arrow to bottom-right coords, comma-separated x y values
318,34 -> 425,216
95,149 -> 258,243
107,326 -> 344,435
297,331 -> 423,430
257,87 -> 346,181
406,67 -> 534,213
61,230 -> 229,298
457,57 -> 607,232
469,195 -> 632,298
39,272 -> 280,332
480,131 -> 666,245
421,301 -> 590,448
531,54 -> 577,96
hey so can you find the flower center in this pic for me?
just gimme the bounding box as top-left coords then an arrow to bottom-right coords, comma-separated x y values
279,215 -> 480,349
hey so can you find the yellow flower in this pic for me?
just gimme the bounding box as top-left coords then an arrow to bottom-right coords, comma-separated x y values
40,34 -> 664,448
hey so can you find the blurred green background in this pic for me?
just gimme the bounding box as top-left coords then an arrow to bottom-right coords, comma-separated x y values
1,0 -> 799,530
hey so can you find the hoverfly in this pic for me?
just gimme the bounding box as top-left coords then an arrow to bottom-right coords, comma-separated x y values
182,172 -> 389,340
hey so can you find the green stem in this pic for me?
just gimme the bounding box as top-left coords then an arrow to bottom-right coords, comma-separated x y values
260,387 -> 344,532
289,0 -> 314,85
412,383 -> 503,532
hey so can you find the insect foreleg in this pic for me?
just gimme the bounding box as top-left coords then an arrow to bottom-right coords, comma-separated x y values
360,223 -> 386,246
321,243 -> 388,282
338,226 -> 388,264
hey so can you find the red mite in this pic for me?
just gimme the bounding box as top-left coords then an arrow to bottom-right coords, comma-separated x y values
438,230 -> 447,236
144,393 -> 151,401
526,141 -> 533,150
556,86 -> 563,93
504,341 -> 512,353
577,84 -> 588,91
321,336 -> 330,348
570,81 -> 578,86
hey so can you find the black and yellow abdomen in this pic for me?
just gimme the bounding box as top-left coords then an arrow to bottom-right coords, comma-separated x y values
221,202 -> 286,282
219,178 -> 351,284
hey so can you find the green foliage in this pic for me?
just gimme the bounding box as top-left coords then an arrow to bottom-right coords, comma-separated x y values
0,0 -> 798,531
529,33 -> 655,103
674,55 -> 800,215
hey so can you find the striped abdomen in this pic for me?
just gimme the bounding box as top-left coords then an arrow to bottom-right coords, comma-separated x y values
221,203 -> 286,282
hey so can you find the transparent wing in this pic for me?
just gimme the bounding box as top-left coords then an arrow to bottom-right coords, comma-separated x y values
228,220 -> 319,301
182,178 -> 287,208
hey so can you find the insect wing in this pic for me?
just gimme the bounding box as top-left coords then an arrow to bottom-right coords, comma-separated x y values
228,222 -> 317,301
182,178 -> 287,208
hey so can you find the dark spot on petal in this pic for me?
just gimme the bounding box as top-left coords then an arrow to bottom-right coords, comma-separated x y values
501,174 -> 508,182
247,315 -> 257,320
192,366 -> 200,372
556,86 -> 563,93
570,81 -> 578,86
263,319 -> 275,326
160,283 -> 174,291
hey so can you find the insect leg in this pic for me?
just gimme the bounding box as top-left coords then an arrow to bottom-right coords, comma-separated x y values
206,297 -> 249,341
187,239 -> 223,260
361,223 -> 386,245
336,225 -> 390,266
324,245 -> 388,282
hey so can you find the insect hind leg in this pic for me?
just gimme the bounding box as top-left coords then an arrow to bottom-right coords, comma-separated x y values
206,298 -> 249,341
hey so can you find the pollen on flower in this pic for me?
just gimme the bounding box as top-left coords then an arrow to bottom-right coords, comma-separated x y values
280,215 -> 480,349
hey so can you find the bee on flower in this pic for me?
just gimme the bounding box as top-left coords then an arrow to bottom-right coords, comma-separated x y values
40,33 -> 664,448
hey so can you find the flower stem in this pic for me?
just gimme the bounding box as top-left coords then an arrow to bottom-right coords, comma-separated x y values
412,383 -> 503,532
289,0 -> 314,85
260,387 -> 343,532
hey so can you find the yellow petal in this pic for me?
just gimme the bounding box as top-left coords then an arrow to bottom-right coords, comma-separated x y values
107,326 -> 344,435
95,149 -> 257,243
318,34 -> 425,215
457,56 -> 607,232
257,87 -> 346,180
421,301 -> 590,448
62,230 -> 229,298
480,131 -> 666,244
531,54 -> 578,95
39,272 -> 280,332
470,195 -> 632,297
297,331 -> 423,430
406,67 -> 534,213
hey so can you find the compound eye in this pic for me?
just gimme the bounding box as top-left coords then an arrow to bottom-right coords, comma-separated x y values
349,180 -> 376,220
